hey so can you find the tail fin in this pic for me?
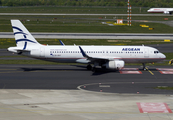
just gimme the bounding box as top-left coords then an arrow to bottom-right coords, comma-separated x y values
11,20 -> 40,49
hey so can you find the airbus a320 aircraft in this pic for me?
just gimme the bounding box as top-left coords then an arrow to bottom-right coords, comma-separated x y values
8,20 -> 166,71
147,8 -> 173,14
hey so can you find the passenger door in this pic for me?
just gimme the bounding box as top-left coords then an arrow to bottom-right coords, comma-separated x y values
144,48 -> 149,58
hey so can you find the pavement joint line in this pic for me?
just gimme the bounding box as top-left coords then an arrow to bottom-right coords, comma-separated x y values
0,108 -> 158,114
0,70 -> 72,73
0,111 -> 140,114
0,69 -> 16,70
145,67 -> 154,75
0,107 -> 138,114
28,70 -> 72,72
0,108 -> 172,114
0,71 -> 22,74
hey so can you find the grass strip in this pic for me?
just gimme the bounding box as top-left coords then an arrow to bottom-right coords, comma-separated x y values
154,86 -> 173,90
0,22 -> 173,33
0,6 -> 149,14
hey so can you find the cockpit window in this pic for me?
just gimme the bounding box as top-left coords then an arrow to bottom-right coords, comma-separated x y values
154,51 -> 159,54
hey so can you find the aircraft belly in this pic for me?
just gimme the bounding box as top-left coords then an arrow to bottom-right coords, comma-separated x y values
45,58 -> 77,63
123,58 -> 162,63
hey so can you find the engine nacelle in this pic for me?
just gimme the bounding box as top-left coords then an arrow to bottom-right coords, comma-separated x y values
164,11 -> 169,14
105,60 -> 124,70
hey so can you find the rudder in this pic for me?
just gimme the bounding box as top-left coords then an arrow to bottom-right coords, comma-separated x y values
11,20 -> 40,49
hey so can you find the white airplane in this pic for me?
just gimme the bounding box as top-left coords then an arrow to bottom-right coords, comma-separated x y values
8,20 -> 166,71
147,8 -> 173,14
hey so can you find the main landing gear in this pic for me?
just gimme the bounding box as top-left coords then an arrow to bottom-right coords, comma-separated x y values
87,64 -> 96,72
87,64 -> 92,70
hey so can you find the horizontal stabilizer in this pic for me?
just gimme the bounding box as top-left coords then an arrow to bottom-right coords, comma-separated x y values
8,47 -> 30,53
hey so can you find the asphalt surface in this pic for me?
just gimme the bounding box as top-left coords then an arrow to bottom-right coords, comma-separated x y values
1,32 -> 173,39
150,43 -> 173,53
1,41 -> 173,94
0,64 -> 173,94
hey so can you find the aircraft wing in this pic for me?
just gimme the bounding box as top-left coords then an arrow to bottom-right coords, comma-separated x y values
79,46 -> 121,63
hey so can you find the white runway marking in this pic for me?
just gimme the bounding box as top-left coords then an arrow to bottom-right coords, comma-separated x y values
157,68 -> 173,74
137,103 -> 172,113
120,68 -> 142,74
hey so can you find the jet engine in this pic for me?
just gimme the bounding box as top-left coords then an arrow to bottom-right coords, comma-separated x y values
105,60 -> 124,70
164,11 -> 170,14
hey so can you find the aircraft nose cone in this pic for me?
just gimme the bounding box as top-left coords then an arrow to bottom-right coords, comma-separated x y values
161,53 -> 166,59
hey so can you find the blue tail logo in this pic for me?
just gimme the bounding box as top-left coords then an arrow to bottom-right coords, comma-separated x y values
13,26 -> 36,50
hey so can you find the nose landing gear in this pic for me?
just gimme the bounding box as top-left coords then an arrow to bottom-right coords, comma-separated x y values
142,63 -> 146,71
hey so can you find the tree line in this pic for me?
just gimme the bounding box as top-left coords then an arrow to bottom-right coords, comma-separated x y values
0,0 -> 173,7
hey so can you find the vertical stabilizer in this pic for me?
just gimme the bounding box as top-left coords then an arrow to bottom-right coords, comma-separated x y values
11,20 -> 40,49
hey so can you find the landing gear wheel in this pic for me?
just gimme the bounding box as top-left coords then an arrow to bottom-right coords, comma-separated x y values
87,64 -> 92,70
142,63 -> 146,71
92,67 -> 96,72
101,66 -> 106,69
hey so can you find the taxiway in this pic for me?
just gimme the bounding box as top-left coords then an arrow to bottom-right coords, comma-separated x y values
1,32 -> 173,39
0,64 -> 173,120
0,64 -> 173,94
